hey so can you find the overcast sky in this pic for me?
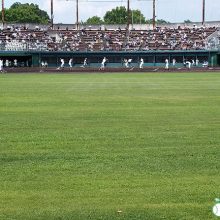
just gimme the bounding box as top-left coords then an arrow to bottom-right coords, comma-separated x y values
4,0 -> 220,24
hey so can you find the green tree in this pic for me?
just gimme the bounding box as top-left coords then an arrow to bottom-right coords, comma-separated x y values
104,6 -> 127,24
156,19 -> 170,24
86,16 -> 103,25
146,18 -> 170,25
103,6 -> 146,24
3,2 -> 50,24
131,9 -> 145,24
184,19 -> 192,23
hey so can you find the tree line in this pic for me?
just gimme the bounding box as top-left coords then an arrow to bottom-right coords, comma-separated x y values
0,2 -> 169,25
86,6 -> 169,25
1,2 -> 50,24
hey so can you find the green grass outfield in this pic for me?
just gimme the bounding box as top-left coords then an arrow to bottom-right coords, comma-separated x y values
0,72 -> 220,220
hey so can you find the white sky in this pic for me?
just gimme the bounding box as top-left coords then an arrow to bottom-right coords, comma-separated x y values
4,0 -> 220,24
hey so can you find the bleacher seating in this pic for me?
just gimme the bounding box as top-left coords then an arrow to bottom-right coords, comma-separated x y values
0,25 -> 217,52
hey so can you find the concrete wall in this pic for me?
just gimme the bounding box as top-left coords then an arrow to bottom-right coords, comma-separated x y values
1,21 -> 220,31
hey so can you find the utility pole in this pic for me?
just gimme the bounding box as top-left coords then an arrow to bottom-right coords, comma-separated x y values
2,0 -> 4,28
51,0 -> 54,29
153,0 -> 156,29
127,0 -> 130,30
202,0 -> 205,25
76,0 -> 79,30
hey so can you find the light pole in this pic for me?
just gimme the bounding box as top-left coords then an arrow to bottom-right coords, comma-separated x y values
2,0 -> 5,27
76,0 -> 79,30
51,0 -> 54,29
153,0 -> 156,29
127,0 -> 130,29
202,0 -> 205,25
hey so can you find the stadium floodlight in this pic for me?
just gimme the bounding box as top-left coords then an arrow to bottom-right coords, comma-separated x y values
76,0 -> 79,30
51,0 -> 54,29
1,0 -> 4,27
202,0 -> 205,25
127,0 -> 130,29
152,0 -> 155,29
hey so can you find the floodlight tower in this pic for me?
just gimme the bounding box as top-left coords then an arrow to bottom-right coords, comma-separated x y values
1,0 -> 5,27
202,0 -> 205,25
152,0 -> 156,29
51,0 -> 54,29
127,0 -> 130,29
76,0 -> 79,30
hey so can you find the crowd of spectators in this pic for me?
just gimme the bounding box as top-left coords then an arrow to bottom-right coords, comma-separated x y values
0,24 -> 218,52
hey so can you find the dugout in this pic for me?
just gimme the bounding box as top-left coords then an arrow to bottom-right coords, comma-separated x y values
0,51 -> 32,67
0,50 -> 219,68
36,50 -> 219,68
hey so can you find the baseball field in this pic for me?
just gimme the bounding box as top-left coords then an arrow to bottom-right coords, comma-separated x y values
0,72 -> 220,219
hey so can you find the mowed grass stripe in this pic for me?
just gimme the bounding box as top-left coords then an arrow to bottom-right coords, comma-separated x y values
0,73 -> 220,220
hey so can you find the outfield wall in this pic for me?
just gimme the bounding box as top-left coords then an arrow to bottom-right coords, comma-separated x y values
0,50 -> 219,68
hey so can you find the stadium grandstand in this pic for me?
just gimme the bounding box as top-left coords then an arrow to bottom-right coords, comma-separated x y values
0,0 -> 220,70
